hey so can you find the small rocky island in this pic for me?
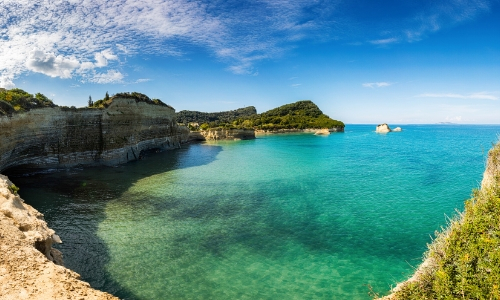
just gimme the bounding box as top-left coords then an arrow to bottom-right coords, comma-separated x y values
376,123 -> 402,133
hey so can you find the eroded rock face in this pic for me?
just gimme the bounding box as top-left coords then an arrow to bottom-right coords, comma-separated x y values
0,98 -> 190,172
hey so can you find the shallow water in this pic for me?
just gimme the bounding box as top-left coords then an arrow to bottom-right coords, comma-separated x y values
9,124 -> 500,299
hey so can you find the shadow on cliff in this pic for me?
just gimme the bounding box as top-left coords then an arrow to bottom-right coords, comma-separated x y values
3,142 -> 222,300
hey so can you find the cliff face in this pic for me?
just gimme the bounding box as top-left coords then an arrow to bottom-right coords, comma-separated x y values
0,98 -> 190,172
189,128 -> 256,141
0,175 -> 118,299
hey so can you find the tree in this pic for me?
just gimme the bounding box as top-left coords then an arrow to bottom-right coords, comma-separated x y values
104,91 -> 109,101
88,95 -> 93,107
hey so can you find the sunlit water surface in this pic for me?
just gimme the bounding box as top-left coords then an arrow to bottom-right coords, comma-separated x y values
9,125 -> 500,299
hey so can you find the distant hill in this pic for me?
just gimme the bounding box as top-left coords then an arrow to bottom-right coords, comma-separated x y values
178,100 -> 344,130
176,106 -> 258,126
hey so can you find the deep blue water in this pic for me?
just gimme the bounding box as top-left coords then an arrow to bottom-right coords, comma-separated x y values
8,124 -> 500,299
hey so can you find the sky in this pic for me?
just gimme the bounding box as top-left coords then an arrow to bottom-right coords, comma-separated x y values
1,0 -> 499,124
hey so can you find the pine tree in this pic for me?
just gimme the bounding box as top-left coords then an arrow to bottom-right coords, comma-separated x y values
88,95 -> 93,107
104,91 -> 109,101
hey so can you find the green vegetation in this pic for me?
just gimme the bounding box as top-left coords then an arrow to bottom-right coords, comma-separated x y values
177,100 -> 344,130
0,88 -> 56,116
176,106 -> 258,128
384,144 -> 500,299
89,91 -> 173,109
8,184 -> 19,195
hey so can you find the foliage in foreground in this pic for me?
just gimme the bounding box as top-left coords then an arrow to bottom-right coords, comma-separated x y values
386,144 -> 500,299
178,100 -> 344,130
0,88 -> 56,115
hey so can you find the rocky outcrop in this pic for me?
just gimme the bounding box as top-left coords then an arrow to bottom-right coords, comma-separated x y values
189,129 -> 255,141
376,123 -> 391,133
0,174 -> 117,299
0,98 -> 190,172
392,127 -> 402,132
314,129 -> 330,135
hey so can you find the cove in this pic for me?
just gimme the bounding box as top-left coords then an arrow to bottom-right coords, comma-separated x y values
7,124 -> 500,299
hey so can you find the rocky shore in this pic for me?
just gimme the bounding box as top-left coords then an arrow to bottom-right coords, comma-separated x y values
0,174 -> 118,299
188,128 -> 255,141
255,126 -> 344,135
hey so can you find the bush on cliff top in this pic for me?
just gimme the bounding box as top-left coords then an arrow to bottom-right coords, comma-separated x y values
89,91 -> 173,109
382,144 -> 500,299
0,88 -> 56,115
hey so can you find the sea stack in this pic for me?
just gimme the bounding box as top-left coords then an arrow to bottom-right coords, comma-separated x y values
376,123 -> 391,133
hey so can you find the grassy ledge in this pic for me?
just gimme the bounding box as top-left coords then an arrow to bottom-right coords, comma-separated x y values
381,142 -> 500,299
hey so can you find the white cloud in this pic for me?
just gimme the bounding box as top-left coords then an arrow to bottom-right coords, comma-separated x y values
417,92 -> 498,100
363,82 -> 393,88
135,78 -> 151,83
94,49 -> 118,67
291,83 -> 302,87
91,70 -> 124,84
0,75 -> 15,89
26,49 -> 80,78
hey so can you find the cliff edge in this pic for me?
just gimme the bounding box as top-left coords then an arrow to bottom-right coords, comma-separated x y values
0,174 -> 117,299
381,142 -> 500,299
0,97 -> 189,172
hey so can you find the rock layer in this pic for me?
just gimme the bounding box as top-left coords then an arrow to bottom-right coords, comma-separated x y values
0,98 -> 190,172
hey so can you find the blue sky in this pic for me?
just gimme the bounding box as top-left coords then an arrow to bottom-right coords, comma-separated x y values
1,0 -> 499,124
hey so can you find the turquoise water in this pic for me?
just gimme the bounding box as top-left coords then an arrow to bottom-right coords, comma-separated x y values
8,125 -> 500,299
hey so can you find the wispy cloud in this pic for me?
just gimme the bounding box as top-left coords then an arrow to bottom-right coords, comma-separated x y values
370,38 -> 398,45
135,79 -> 151,84
404,0 -> 493,42
91,70 -> 124,84
291,83 -> 302,87
417,92 -> 498,100
363,82 -> 393,88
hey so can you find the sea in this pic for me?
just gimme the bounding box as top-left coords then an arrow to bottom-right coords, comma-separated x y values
6,124 -> 500,300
